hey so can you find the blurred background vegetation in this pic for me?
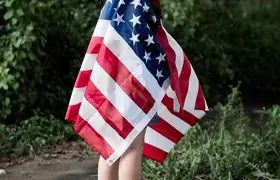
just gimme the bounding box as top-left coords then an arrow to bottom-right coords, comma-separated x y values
0,0 -> 280,179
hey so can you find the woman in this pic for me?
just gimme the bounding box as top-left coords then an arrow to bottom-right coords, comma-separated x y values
97,1 -> 163,179
65,0 -> 207,179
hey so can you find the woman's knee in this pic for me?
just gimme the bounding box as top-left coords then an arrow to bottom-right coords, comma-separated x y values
124,129 -> 146,154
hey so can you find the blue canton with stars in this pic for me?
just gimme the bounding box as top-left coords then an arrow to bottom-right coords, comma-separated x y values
99,0 -> 170,87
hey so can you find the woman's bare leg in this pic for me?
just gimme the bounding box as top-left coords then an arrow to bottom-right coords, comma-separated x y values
118,128 -> 146,180
98,156 -> 119,180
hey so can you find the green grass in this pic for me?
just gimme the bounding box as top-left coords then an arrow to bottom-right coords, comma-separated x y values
0,114 -> 78,157
143,88 -> 280,180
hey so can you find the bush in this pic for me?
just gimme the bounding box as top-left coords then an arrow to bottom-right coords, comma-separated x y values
0,115 -> 78,157
143,87 -> 280,180
161,0 -> 280,101
0,0 -> 101,123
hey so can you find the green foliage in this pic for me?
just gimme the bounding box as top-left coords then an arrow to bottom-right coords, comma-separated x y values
0,115 -> 78,157
143,88 -> 280,180
0,0 -> 101,123
161,0 -> 280,100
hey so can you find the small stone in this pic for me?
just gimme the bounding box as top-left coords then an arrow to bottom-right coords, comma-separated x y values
0,169 -> 7,176
51,154 -> 58,158
44,154 -> 50,159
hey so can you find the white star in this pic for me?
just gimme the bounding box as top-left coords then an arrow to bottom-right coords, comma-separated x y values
152,15 -> 157,22
156,53 -> 166,64
113,13 -> 125,25
143,3 -> 149,12
118,0 -> 125,7
130,32 -> 140,45
130,0 -> 142,9
156,70 -> 164,80
129,14 -> 141,27
143,51 -> 151,62
145,35 -> 154,46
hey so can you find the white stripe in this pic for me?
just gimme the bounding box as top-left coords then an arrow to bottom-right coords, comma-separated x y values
145,128 -> 175,153
183,66 -> 199,110
187,109 -> 206,119
79,98 -> 129,155
205,98 -> 209,111
91,62 -> 156,128
93,20 -> 110,37
69,87 -> 86,105
158,104 -> 191,134
80,54 -> 97,71
101,24 -> 166,104
165,86 -> 180,112
161,25 -> 184,75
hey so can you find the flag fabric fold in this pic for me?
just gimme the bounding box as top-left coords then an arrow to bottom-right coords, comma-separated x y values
65,0 -> 208,166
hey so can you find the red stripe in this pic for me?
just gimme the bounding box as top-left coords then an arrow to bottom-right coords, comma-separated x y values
65,103 -> 81,123
178,54 -> 192,103
72,36 -> 104,88
95,40 -> 155,114
149,118 -> 183,144
156,26 -> 183,106
195,85 -> 206,110
162,95 -> 198,126
156,27 -> 194,110
87,36 -> 103,54
143,143 -> 167,163
73,114 -> 114,159
74,70 -> 92,88
85,80 -> 134,139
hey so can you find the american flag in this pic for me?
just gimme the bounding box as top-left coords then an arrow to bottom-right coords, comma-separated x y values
65,0 -> 208,166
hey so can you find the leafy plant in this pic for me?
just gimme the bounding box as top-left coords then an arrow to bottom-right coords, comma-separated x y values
0,115 -> 78,157
143,87 -> 280,180
0,0 -> 101,123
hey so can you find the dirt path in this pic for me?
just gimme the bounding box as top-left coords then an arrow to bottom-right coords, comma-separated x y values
2,156 -> 98,180
0,141 -> 99,180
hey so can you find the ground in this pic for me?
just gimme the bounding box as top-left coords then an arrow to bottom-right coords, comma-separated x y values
0,142 -> 99,180
2,156 -> 98,180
